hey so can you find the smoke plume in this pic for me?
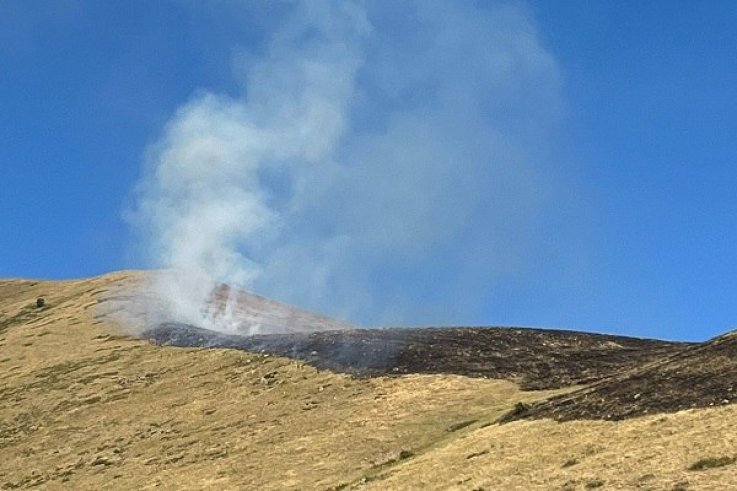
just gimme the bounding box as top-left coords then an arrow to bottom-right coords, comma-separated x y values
128,1 -> 564,332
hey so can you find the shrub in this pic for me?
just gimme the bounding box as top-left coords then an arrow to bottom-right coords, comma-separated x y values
398,450 -> 414,460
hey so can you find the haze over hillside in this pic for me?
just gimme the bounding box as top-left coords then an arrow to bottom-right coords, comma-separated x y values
1,271 -> 735,490
95,271 -> 354,337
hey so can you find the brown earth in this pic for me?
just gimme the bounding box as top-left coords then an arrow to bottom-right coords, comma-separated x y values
2,272 -> 736,491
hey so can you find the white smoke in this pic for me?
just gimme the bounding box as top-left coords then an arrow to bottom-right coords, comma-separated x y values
128,0 -> 565,332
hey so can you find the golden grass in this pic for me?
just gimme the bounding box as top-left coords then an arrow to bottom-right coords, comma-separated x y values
1,273 -> 735,490
358,402 -> 737,491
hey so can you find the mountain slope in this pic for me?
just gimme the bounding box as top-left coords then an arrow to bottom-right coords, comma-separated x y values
505,330 -> 737,422
1,272 -> 736,491
95,272 -> 354,335
144,323 -> 687,390
0,273 -> 561,490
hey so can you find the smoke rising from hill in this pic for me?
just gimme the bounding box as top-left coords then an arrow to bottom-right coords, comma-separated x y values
128,1 -> 565,331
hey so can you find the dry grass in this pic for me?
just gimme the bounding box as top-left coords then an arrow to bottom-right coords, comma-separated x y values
356,404 -> 737,491
1,273 -> 735,490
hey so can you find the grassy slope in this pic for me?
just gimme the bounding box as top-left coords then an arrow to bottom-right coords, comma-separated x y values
1,273 -> 735,490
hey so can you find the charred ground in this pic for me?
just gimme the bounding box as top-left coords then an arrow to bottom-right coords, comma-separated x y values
144,323 -> 737,421
504,330 -> 737,422
144,323 -> 688,391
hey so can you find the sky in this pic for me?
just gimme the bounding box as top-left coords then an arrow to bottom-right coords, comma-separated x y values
1,1 -> 736,341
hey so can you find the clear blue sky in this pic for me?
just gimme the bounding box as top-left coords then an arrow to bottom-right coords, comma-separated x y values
1,1 -> 735,341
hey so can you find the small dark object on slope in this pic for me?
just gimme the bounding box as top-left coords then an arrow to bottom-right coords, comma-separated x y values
497,402 -> 531,423
688,455 -> 736,471
36,297 -> 45,308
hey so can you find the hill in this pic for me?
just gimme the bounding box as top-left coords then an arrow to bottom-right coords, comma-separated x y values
144,323 -> 686,390
1,272 -> 735,490
503,330 -> 737,422
95,272 -> 354,335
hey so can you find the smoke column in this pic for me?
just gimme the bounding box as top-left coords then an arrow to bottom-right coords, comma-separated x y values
128,1 -> 565,332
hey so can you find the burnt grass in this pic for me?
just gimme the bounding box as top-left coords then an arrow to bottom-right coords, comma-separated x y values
143,323 -> 686,391
145,324 -> 737,421
503,331 -> 737,422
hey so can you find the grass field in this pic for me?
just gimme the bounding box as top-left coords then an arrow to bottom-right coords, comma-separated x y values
1,273 -> 735,490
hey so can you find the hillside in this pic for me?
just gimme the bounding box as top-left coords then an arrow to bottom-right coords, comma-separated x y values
144,323 -> 687,390
1,272 -> 736,490
504,330 -> 737,422
95,272 -> 354,335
